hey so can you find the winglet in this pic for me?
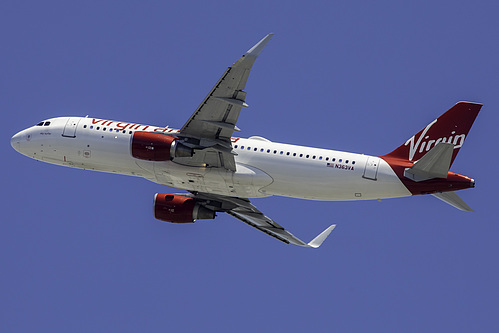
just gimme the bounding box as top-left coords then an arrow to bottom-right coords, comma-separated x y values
245,33 -> 274,57
307,224 -> 336,248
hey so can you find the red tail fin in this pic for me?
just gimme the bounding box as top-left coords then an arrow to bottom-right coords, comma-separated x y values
383,102 -> 482,164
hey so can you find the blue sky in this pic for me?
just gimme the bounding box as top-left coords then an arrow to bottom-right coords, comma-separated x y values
2,1 -> 498,332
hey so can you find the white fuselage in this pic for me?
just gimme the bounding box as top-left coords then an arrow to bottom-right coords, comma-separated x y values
11,116 -> 411,201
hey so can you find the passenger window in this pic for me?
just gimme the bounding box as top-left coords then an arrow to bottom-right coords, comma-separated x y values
83,125 -> 87,128
234,145 -> 238,148
352,161 -> 356,165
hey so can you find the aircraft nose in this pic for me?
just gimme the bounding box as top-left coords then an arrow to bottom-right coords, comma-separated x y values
10,132 -> 22,152
10,129 -> 33,153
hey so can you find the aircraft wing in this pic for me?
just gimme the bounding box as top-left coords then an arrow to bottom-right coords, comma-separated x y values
174,34 -> 274,171
192,192 -> 336,248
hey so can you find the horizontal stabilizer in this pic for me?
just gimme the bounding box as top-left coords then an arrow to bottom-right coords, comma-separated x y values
432,191 -> 473,211
404,143 -> 453,182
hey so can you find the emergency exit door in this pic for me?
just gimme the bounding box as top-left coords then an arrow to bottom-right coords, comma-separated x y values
363,157 -> 380,180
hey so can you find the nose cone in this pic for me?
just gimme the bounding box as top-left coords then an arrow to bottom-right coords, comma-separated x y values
11,128 -> 33,155
10,131 -> 22,152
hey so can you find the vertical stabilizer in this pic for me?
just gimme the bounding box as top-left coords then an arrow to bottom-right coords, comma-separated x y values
384,102 -> 482,165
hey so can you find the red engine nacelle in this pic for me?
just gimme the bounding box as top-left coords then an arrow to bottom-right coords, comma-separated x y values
153,193 -> 216,223
131,131 -> 192,161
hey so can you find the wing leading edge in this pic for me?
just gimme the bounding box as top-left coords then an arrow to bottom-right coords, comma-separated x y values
173,34 -> 274,171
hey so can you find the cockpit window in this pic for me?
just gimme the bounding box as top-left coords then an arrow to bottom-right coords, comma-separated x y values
43,121 -> 51,126
36,122 -> 44,126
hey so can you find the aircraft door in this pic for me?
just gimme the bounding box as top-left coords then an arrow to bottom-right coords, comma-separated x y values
363,156 -> 380,180
62,118 -> 81,138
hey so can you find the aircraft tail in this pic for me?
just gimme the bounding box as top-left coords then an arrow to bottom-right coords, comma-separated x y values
380,101 -> 481,211
383,101 -> 482,165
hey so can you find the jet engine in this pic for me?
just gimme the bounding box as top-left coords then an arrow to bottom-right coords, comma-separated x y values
131,131 -> 193,161
153,193 -> 216,223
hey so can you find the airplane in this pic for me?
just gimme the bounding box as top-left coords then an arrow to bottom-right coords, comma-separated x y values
10,34 -> 481,248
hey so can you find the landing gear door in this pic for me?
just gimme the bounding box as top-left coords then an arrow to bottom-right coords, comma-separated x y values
62,118 -> 81,138
363,157 -> 380,180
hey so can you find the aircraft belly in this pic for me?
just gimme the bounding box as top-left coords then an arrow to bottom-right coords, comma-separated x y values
153,162 -> 218,193
252,156 -> 411,201
229,163 -> 273,197
151,162 -> 272,197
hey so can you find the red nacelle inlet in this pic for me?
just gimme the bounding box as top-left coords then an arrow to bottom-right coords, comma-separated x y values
131,131 -> 193,161
153,193 -> 216,223
131,131 -> 175,161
